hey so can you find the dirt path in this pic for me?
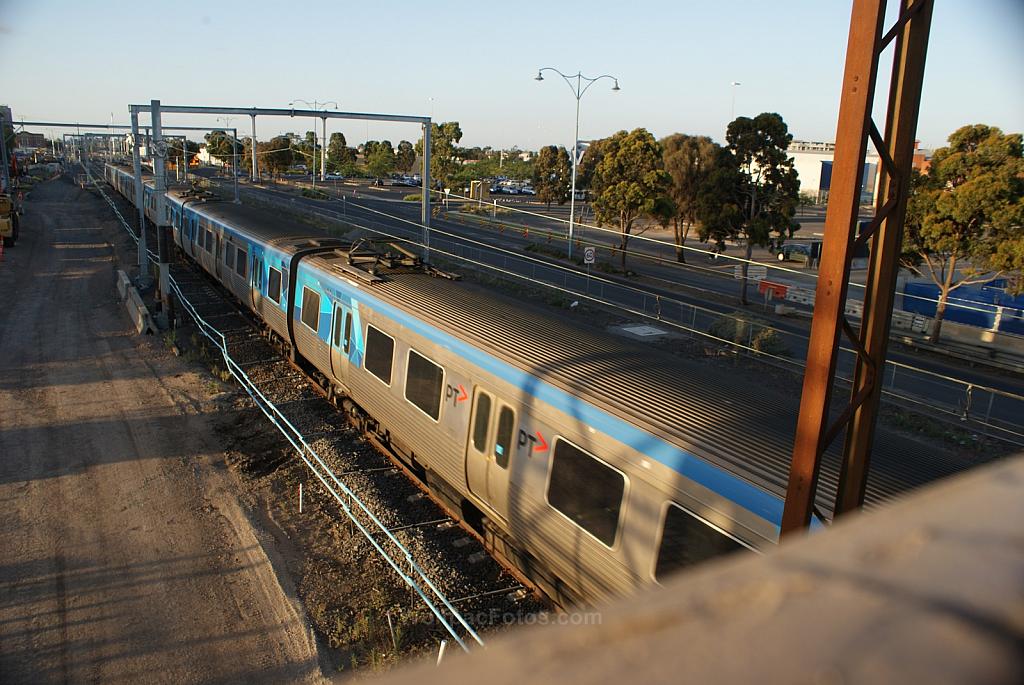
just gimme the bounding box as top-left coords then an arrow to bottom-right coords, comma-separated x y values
0,177 -> 325,684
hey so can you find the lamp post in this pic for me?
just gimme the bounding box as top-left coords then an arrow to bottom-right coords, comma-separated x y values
289,99 -> 338,188
535,68 -> 620,260
730,81 -> 742,121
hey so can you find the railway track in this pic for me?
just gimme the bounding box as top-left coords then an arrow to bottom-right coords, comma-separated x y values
167,264 -> 549,629
80,161 -> 552,663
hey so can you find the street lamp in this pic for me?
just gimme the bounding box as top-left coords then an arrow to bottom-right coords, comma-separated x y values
535,67 -> 620,260
289,99 -> 338,187
730,81 -> 742,121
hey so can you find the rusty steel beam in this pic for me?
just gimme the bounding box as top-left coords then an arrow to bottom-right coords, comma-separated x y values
780,0 -> 888,535
838,0 -> 933,515
781,0 -> 932,535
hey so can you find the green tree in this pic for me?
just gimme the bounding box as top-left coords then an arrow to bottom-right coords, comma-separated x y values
902,124 -> 1024,342
414,121 -> 463,188
327,132 -> 353,171
591,128 -> 671,271
366,143 -> 395,179
263,135 -> 295,178
165,138 -> 201,168
294,130 -> 321,175
395,140 -> 415,173
204,131 -> 237,167
698,113 -> 799,304
532,145 -> 571,209
661,133 -> 720,263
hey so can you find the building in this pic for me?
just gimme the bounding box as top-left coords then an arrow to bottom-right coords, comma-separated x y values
196,145 -> 226,167
15,131 -> 46,150
788,140 -> 880,205
912,140 -> 932,174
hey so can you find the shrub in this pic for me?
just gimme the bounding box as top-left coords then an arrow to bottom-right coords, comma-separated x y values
707,314 -> 790,357
402,193 -> 421,202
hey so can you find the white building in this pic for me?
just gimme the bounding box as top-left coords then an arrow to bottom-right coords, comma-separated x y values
789,140 -> 880,204
196,145 -> 225,167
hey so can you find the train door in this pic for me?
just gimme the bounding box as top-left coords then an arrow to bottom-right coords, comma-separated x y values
329,303 -> 352,387
189,217 -> 199,258
466,388 -> 515,522
251,254 -> 264,311
214,232 -> 223,281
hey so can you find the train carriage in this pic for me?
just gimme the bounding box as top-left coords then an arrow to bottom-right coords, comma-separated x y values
104,163 -> 973,606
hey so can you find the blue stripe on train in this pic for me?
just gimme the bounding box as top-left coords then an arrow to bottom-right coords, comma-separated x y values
300,262 -> 813,535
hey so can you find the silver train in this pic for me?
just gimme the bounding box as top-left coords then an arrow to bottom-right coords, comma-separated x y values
104,163 -> 958,606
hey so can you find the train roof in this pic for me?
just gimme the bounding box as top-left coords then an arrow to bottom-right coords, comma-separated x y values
324,262 -> 971,518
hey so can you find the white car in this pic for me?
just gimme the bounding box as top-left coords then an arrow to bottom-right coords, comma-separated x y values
324,173 -> 344,180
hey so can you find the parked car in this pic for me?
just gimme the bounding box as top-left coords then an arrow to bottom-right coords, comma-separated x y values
520,186 -> 536,196
776,243 -> 811,263
324,173 -> 344,180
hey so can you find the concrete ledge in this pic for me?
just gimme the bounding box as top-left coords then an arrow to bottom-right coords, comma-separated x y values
383,456 -> 1024,685
116,270 -> 131,300
116,270 -> 157,335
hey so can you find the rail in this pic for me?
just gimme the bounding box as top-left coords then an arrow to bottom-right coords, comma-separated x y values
81,162 -> 485,653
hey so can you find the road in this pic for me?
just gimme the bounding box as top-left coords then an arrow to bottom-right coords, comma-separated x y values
0,176 -> 324,683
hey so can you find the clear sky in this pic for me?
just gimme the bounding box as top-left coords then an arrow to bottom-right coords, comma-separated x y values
1,0 -> 1021,151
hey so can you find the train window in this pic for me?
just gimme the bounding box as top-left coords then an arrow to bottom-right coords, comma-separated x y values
471,391 -> 492,453
364,325 -> 394,385
300,287 -> 321,333
494,406 -> 515,468
343,312 -> 352,353
235,249 -> 247,277
655,504 -> 747,581
547,440 -> 625,547
405,349 -> 444,421
224,243 -> 235,267
332,308 -> 344,348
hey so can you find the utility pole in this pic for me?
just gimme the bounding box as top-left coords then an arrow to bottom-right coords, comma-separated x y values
321,116 -> 328,182
0,110 -> 11,194
150,99 -> 174,326
250,113 -> 258,182
129,108 -> 150,282
421,120 -> 431,261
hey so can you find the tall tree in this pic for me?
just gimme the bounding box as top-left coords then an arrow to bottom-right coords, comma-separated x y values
902,124 -> 1024,342
414,121 -> 462,188
591,128 -> 671,271
661,134 -> 720,263
296,130 -> 321,174
395,140 -> 415,173
698,113 -> 799,304
166,138 -> 201,168
263,135 -> 295,178
366,144 -> 395,179
531,145 -> 571,209
204,131 -> 237,167
327,131 -> 353,171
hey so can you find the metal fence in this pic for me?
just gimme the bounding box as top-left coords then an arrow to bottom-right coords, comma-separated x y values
85,164 -> 485,653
